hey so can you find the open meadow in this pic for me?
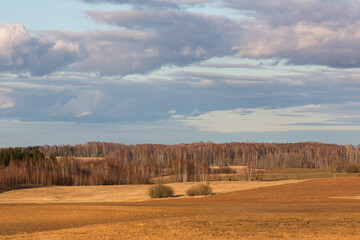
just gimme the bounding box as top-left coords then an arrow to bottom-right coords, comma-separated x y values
1,177 -> 360,239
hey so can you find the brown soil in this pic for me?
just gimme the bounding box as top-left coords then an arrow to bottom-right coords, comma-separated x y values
1,177 -> 360,239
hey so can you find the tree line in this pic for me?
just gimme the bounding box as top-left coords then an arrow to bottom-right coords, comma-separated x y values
0,148 -> 151,192
1,142 -> 359,191
37,141 -> 359,169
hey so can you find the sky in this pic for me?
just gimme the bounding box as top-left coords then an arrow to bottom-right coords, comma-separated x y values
0,0 -> 360,147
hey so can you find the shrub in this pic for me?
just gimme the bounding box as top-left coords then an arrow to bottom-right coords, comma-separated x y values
212,166 -> 236,174
186,183 -> 212,196
148,184 -> 174,198
330,158 -> 345,174
344,164 -> 358,173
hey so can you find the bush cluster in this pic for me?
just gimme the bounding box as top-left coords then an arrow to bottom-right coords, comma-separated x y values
344,163 -> 358,173
148,184 -> 174,198
186,183 -> 212,196
212,166 -> 236,174
331,159 -> 359,174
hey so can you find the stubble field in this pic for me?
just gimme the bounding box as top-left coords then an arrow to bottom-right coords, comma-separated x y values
1,177 -> 360,239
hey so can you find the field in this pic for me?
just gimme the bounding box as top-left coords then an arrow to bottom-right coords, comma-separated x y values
260,168 -> 360,180
154,167 -> 359,183
1,177 -> 360,239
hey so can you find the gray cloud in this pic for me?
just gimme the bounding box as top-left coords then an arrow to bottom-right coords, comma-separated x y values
45,9 -> 238,76
0,88 -> 15,109
82,1 -> 360,72
199,63 -> 265,69
1,60 -> 359,125
222,0 -> 360,68
82,0 -> 211,8
0,24 -> 83,76
47,90 -> 103,119
2,1 -> 360,76
225,0 -> 360,27
2,0 -> 360,145
47,28 -> 163,76
232,20 -> 360,68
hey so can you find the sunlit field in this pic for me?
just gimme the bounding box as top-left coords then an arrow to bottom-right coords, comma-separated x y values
1,177 -> 360,239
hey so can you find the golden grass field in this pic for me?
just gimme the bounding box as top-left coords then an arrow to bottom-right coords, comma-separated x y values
1,177 -> 360,239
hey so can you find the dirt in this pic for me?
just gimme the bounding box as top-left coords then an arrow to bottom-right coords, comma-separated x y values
1,177 -> 360,239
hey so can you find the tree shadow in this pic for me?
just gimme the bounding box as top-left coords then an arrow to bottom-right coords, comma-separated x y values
0,185 -> 41,194
171,194 -> 185,198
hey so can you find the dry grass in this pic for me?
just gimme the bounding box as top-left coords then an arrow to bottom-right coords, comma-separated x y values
210,165 -> 246,173
1,177 -> 360,239
0,180 -> 303,204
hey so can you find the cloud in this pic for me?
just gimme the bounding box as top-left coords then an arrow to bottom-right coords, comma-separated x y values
231,108 -> 253,115
78,0 -> 360,70
82,0 -> 211,8
2,1 -> 360,77
1,0 -> 360,146
224,79 -> 273,85
185,79 -> 216,87
233,21 -> 360,68
199,62 -> 264,69
46,9 -> 237,76
75,111 -> 93,118
167,110 -> 176,114
225,0 -> 360,27
0,24 -> 82,76
58,29 -> 161,76
48,90 -> 103,119
1,56 -> 359,125
173,70 -> 275,85
176,103 -> 360,133
226,0 -> 360,68
0,88 -> 15,109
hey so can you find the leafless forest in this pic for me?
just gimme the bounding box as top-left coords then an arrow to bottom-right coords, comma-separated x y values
1,142 -> 359,191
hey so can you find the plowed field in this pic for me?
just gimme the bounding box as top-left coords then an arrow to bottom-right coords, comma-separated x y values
1,177 -> 360,239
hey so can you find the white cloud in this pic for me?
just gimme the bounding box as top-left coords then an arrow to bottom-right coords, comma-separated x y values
225,0 -> 360,68
0,101 -> 15,109
3,1 -> 360,77
82,0 -> 211,8
167,110 -> 177,114
224,79 -> 272,85
0,88 -> 13,93
73,9 -> 235,75
0,23 -> 82,76
176,103 -> 360,133
225,0 -> 360,27
231,108 -> 253,114
76,111 -> 93,118
233,21 -> 360,68
185,79 -> 215,87
48,90 -> 103,119
0,23 -> 31,65
0,89 -> 15,109
2,0 -> 360,78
